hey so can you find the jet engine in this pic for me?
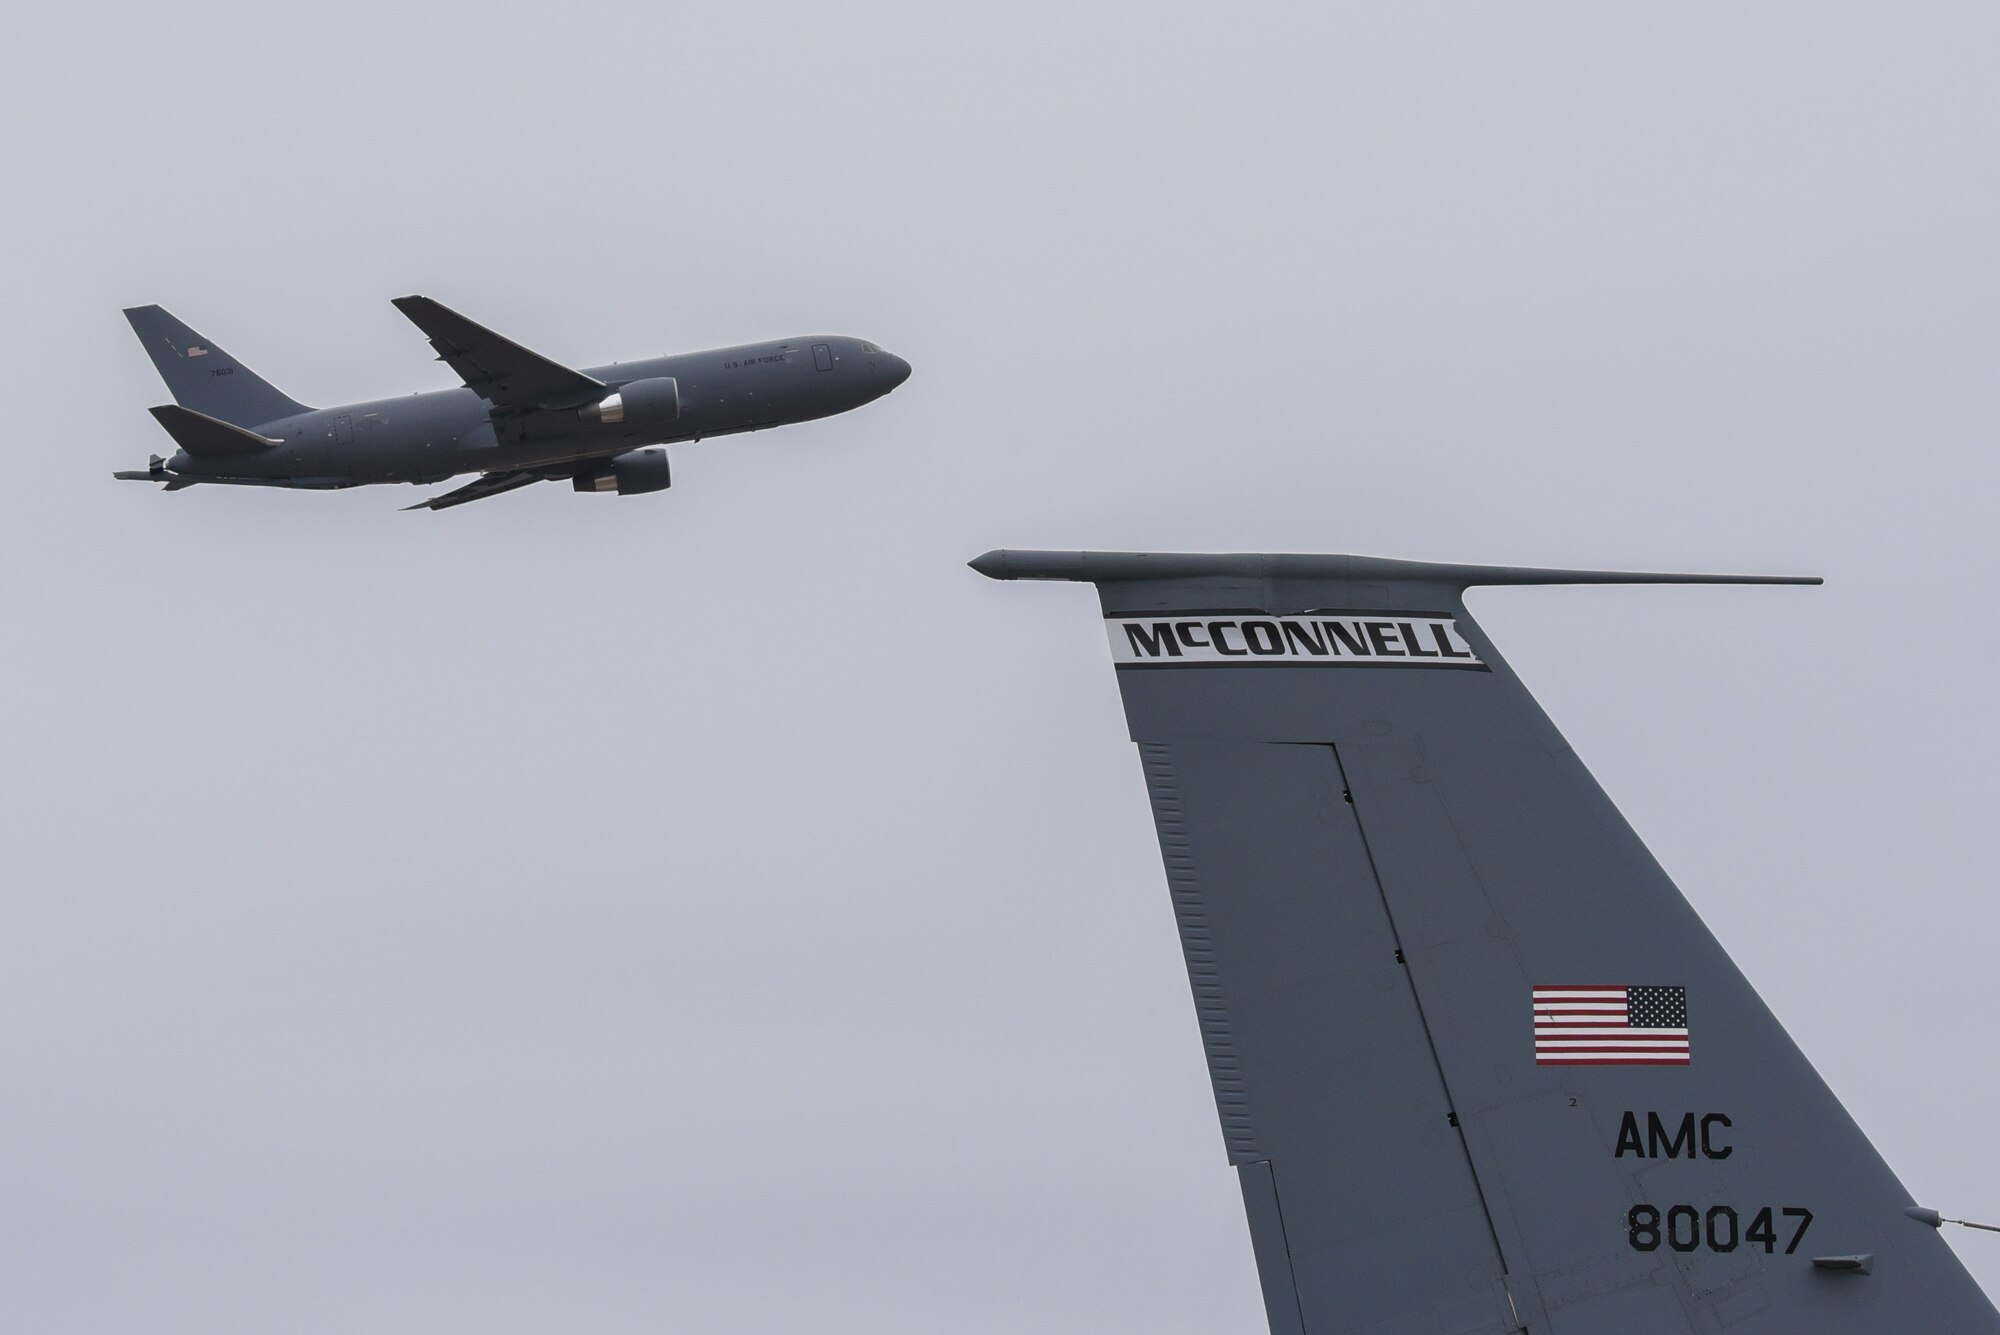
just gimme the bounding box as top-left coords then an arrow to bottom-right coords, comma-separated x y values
577,377 -> 680,429
572,447 -> 672,495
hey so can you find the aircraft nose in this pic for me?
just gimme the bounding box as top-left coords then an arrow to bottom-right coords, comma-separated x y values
884,353 -> 911,389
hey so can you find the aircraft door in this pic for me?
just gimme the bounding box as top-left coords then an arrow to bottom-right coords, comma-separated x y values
334,414 -> 354,446
812,343 -> 833,372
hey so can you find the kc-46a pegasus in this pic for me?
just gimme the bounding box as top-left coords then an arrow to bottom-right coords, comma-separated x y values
116,297 -> 910,510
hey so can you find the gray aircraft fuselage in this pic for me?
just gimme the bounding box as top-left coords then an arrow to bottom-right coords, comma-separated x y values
173,336 -> 910,488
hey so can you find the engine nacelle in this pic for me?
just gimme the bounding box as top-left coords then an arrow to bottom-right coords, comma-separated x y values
573,447 -> 672,496
577,376 -> 680,430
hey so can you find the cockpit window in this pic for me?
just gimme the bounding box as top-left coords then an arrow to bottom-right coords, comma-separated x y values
861,342 -> 882,355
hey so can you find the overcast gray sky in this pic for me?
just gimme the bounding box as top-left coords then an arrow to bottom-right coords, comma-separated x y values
4,3 -> 1998,1330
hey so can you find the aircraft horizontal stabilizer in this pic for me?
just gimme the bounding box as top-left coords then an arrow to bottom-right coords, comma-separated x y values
968,549 -> 1822,589
113,454 -> 165,483
147,405 -> 282,458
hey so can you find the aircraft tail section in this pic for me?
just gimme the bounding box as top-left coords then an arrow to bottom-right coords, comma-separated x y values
123,305 -> 311,428
975,549 -> 1998,1335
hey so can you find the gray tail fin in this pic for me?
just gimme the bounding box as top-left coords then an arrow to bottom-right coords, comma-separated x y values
977,550 -> 1997,1335
123,305 -> 311,428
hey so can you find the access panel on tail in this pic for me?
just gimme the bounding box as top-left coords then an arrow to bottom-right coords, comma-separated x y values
974,550 -> 1997,1335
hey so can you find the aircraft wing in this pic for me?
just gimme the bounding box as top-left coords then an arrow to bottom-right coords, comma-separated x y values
402,470 -> 549,511
391,295 -> 605,412
976,550 -> 1997,1335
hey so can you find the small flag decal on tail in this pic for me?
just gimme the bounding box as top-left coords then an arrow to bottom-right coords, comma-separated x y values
185,345 -> 209,357
1533,985 -> 1689,1065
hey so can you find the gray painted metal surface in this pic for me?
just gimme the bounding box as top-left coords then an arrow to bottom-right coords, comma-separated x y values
118,298 -> 911,509
976,549 -> 1997,1334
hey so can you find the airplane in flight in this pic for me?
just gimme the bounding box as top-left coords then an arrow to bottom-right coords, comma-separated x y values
116,298 -> 910,510
976,548 -> 1998,1333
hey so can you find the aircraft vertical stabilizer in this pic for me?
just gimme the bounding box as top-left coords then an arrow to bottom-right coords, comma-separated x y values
975,548 -> 1997,1335
123,305 -> 312,428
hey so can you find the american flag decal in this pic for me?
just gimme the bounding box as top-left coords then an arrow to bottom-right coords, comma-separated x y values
185,345 -> 209,357
1533,985 -> 1689,1065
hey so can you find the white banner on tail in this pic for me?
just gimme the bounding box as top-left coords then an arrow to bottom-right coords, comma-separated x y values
1106,612 -> 1485,668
